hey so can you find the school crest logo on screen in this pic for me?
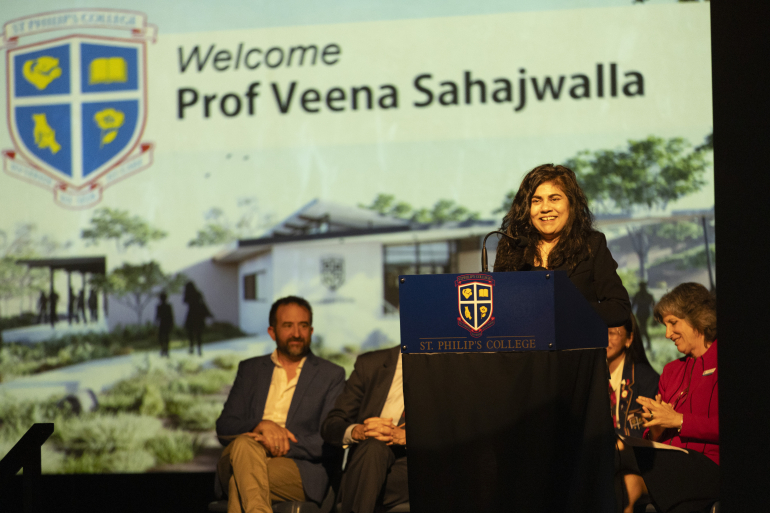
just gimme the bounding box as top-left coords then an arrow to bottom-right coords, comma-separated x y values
455,274 -> 495,337
321,255 -> 345,292
1,10 -> 156,208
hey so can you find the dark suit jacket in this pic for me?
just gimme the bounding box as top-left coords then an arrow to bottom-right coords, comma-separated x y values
321,346 -> 400,446
554,231 -> 631,327
616,359 -> 660,438
494,231 -> 630,327
216,351 -> 345,504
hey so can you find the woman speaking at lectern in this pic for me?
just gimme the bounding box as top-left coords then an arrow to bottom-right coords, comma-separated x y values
493,163 -> 631,327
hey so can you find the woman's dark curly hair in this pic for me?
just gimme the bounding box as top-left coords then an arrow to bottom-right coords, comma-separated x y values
493,164 -> 595,271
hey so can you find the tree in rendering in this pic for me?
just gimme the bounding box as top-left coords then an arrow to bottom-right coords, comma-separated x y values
565,134 -> 712,280
81,208 -> 167,253
361,194 -> 480,223
188,197 -> 274,247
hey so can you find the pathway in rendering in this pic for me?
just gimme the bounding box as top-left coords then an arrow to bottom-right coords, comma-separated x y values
0,336 -> 272,402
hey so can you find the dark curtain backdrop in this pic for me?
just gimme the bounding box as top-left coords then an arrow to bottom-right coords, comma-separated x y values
712,2 -> 770,512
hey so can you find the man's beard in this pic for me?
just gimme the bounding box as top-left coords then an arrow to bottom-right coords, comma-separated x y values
277,336 -> 310,358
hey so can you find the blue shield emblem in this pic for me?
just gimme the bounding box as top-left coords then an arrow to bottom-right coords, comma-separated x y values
456,275 -> 495,337
7,35 -> 147,201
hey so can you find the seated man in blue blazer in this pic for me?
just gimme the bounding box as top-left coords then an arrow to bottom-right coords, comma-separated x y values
216,296 -> 345,513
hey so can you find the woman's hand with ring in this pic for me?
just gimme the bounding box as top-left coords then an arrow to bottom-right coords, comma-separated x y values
637,394 -> 683,441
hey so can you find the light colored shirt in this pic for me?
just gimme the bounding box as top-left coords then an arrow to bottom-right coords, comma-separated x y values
379,352 -> 404,422
262,350 -> 306,427
610,354 -> 626,424
343,352 -> 403,445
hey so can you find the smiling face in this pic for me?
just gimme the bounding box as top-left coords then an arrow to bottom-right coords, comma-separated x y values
268,302 -> 313,361
662,314 -> 707,358
530,181 -> 570,242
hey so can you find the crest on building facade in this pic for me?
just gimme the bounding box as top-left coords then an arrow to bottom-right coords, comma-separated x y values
321,256 -> 345,292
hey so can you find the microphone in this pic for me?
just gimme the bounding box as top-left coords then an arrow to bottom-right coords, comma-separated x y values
481,231 -> 529,272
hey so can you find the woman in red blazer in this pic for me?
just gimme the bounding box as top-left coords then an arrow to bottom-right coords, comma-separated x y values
618,282 -> 719,513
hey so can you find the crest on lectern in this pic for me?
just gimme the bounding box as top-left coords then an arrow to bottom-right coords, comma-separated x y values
455,274 -> 495,337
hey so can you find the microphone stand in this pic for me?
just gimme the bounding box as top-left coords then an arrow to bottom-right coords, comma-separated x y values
481,231 -> 529,272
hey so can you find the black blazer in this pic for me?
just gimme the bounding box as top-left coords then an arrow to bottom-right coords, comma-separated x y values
553,231 -> 631,327
216,351 -> 345,503
616,360 -> 660,438
496,231 -> 631,327
321,346 -> 400,446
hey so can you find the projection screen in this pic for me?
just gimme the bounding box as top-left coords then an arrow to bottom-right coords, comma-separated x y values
0,0 -> 713,474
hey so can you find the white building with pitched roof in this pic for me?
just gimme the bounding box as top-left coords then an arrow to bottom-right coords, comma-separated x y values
212,199 -> 498,350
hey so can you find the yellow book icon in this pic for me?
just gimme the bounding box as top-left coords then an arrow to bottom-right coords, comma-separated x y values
89,57 -> 128,85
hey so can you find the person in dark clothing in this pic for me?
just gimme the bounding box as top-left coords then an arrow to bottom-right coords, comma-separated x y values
321,346 -> 408,513
155,291 -> 174,357
68,286 -> 77,324
37,291 -> 48,324
493,163 -> 631,327
183,281 -> 211,356
216,296 -> 345,512
77,288 -> 87,324
87,288 -> 98,322
632,281 -> 655,351
608,313 -> 660,438
49,289 -> 59,327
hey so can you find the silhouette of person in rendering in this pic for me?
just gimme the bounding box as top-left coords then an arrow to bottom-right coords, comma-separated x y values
184,281 -> 212,356
632,281 -> 655,351
49,289 -> 59,327
77,288 -> 86,323
37,291 -> 48,324
88,288 -> 98,322
68,286 -> 78,324
155,291 -> 174,357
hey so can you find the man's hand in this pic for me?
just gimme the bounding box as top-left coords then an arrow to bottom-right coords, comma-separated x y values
245,420 -> 297,457
351,417 -> 396,443
389,424 -> 406,446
